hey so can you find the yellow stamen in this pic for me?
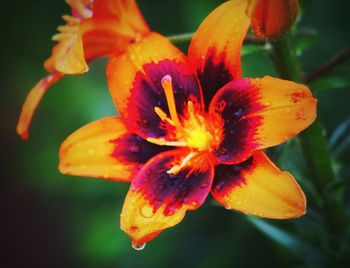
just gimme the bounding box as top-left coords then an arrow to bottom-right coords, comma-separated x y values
154,107 -> 175,126
154,107 -> 167,121
187,100 -> 195,115
146,137 -> 186,147
57,25 -> 78,33
62,15 -> 80,23
148,74 -> 219,158
161,75 -> 183,130
52,33 -> 70,41
185,100 -> 201,128
167,152 -> 196,174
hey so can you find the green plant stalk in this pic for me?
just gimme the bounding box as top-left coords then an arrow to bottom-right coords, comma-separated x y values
267,36 -> 348,237
167,33 -> 264,45
167,33 -> 194,44
268,36 -> 334,189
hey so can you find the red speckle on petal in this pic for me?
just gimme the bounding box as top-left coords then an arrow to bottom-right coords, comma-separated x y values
291,92 -> 306,103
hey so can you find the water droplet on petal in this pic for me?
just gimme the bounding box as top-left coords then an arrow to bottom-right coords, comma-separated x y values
132,241 -> 146,251
140,204 -> 154,218
200,182 -> 209,189
215,181 -> 225,192
191,200 -> 199,207
88,147 -> 96,156
130,143 -> 141,154
234,108 -> 244,118
129,226 -> 139,233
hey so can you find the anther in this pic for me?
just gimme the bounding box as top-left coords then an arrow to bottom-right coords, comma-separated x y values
62,15 -> 80,23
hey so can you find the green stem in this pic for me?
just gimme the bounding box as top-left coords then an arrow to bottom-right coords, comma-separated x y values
268,36 -> 335,189
166,33 -> 194,44
267,36 -> 348,238
167,33 -> 264,45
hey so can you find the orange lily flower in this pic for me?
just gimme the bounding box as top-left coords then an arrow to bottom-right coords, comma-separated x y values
246,0 -> 299,39
16,0 -> 150,140
59,0 -> 316,248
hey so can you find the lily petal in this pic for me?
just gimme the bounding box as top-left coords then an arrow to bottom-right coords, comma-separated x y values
18,0 -> 150,139
59,116 -> 166,181
80,0 -> 150,61
107,32 -> 203,141
209,76 -> 317,164
188,0 -> 250,106
121,149 -> 214,244
45,0 -> 150,74
44,1 -> 92,74
247,0 -> 299,40
212,151 -> 306,219
16,72 -> 64,140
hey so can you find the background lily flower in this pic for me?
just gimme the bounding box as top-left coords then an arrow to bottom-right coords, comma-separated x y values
246,0 -> 299,39
16,0 -> 149,140
59,0 -> 316,247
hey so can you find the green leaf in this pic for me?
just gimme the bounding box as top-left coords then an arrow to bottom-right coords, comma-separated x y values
246,216 -> 320,261
329,118 -> 350,155
242,44 -> 265,56
293,28 -> 317,56
310,69 -> 350,90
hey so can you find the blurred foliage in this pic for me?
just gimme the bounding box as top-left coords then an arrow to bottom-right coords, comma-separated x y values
2,0 -> 350,267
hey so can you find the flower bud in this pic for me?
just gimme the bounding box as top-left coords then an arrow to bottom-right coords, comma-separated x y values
246,0 -> 299,40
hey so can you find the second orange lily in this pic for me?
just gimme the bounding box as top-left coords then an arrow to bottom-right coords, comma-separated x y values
17,0 -> 149,140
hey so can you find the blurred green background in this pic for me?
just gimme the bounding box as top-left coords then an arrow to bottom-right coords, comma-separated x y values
2,0 -> 350,267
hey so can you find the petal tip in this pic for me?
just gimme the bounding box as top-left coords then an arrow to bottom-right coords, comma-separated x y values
16,123 -> 29,140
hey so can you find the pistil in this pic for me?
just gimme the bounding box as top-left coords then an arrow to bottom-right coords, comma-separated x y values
160,75 -> 183,131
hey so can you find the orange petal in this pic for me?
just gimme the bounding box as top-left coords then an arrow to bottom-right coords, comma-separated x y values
247,0 -> 299,39
251,76 -> 316,149
188,0 -> 250,105
107,32 -> 202,140
209,76 -> 317,164
59,116 -> 165,181
80,0 -> 150,61
45,0 -> 150,74
212,151 -> 306,219
44,23 -> 88,74
121,149 -> 214,244
16,72 -> 64,140
44,1 -> 91,75
92,0 -> 149,37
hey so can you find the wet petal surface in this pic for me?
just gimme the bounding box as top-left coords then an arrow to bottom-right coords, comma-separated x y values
59,116 -> 167,181
107,33 -> 202,141
209,76 -> 317,164
211,151 -> 306,219
121,149 -> 214,244
188,0 -> 250,106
